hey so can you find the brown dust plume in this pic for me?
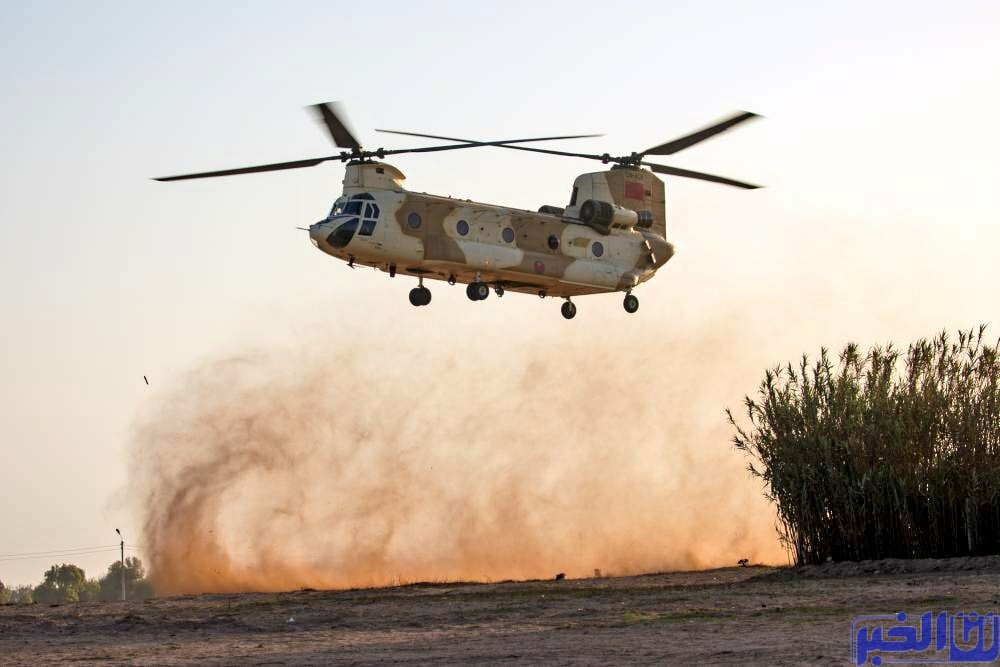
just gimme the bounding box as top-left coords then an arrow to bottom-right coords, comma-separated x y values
128,321 -> 785,594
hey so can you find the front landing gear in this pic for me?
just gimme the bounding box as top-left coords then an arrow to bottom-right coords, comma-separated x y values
409,286 -> 431,306
409,277 -> 431,307
623,293 -> 639,314
561,300 -> 577,320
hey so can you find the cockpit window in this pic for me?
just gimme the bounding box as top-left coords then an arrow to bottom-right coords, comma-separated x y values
358,202 -> 381,237
327,217 -> 359,248
329,195 -> 378,225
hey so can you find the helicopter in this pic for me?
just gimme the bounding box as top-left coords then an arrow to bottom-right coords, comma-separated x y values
155,103 -> 760,319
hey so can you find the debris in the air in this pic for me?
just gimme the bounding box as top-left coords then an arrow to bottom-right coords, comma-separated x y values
554,572 -> 565,581
143,375 -> 149,385
594,569 -> 602,578
738,558 -> 749,568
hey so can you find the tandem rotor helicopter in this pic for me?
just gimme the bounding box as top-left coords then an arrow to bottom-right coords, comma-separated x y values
155,103 -> 760,319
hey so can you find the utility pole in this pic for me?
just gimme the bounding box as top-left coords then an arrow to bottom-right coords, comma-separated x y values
115,528 -> 125,601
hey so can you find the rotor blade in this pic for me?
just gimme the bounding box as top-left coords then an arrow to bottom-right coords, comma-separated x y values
642,162 -> 761,189
376,129 -> 603,145
376,130 -> 604,160
483,144 -> 609,160
642,111 -> 759,156
153,156 -> 334,182
310,102 -> 362,150
377,129 -> 612,161
379,141 -> 584,158
154,141 -> 587,181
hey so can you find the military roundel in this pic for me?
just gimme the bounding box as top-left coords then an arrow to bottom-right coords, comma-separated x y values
533,260 -> 545,274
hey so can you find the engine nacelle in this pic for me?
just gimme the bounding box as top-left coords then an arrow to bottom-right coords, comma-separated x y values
579,199 -> 639,235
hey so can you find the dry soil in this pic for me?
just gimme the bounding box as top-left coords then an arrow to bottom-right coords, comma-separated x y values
3,558 -> 1000,664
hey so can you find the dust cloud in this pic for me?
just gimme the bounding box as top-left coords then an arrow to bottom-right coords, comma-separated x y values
128,317 -> 785,595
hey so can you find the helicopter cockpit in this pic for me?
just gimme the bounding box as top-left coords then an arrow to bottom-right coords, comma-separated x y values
325,193 -> 382,249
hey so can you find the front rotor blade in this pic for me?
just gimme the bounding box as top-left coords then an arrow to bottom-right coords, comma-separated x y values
310,102 -> 362,150
153,156 -> 334,181
642,111 -> 759,156
642,162 -> 760,189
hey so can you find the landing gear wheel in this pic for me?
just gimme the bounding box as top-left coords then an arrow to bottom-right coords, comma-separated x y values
623,294 -> 639,314
466,282 -> 490,301
409,286 -> 431,306
495,284 -> 505,297
561,301 -> 577,320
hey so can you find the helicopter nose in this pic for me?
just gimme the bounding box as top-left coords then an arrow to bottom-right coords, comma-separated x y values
308,221 -> 327,247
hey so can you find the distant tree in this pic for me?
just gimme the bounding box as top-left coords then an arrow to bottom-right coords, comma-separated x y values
98,557 -> 154,600
4,584 -> 35,604
33,580 -> 60,604
33,563 -> 87,603
79,578 -> 101,602
0,579 -> 7,604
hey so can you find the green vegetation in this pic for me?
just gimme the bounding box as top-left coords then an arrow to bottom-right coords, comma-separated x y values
97,557 -> 154,601
2,558 -> 154,605
0,581 -> 34,604
33,564 -> 94,603
730,326 -> 1000,565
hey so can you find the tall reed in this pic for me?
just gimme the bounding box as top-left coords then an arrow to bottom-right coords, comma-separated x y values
730,326 -> 1000,565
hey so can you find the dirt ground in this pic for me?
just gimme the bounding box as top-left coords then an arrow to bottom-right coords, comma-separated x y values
3,558 -> 1000,665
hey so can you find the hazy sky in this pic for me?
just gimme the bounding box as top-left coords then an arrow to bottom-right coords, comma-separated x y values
2,0 -> 999,586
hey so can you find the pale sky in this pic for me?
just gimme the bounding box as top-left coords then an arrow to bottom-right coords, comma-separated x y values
2,0 -> 999,586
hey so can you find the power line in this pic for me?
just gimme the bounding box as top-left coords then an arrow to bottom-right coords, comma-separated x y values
0,543 -> 148,563
0,549 -> 121,562
0,546 -> 123,562
0,544 -> 120,557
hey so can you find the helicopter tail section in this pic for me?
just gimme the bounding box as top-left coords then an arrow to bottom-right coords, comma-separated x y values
603,168 -> 667,238
565,168 -> 667,239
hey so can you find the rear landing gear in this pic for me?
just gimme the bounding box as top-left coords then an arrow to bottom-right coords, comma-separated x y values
466,282 -> 490,301
561,300 -> 577,320
623,293 -> 639,314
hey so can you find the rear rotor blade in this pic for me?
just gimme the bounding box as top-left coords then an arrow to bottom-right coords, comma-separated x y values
642,111 -> 759,156
153,156 -> 334,181
642,162 -> 760,189
310,102 -> 362,150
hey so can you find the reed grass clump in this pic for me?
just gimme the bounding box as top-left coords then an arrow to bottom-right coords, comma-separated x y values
730,326 -> 1000,565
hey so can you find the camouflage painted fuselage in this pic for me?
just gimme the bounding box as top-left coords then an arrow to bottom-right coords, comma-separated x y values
309,161 -> 675,298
